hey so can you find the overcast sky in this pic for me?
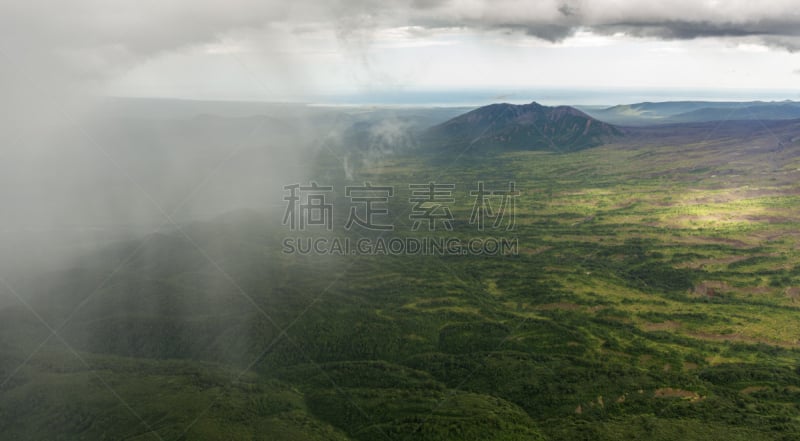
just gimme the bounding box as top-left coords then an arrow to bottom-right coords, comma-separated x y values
2,0 -> 800,105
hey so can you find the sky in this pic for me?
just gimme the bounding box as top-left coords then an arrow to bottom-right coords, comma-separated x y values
2,0 -> 800,106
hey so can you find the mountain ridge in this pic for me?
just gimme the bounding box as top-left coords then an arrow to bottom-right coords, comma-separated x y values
581,100 -> 800,126
422,101 -> 622,152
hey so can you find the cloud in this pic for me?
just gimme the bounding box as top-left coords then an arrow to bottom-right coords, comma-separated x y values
4,1 -> 799,75
1,0 -> 800,111
397,1 -> 800,49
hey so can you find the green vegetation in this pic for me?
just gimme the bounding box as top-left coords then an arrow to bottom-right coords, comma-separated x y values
2,117 -> 800,440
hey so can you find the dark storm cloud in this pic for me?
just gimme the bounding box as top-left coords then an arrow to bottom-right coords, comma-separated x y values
1,0 -> 799,112
394,1 -> 800,49
589,18 -> 800,47
436,1 -> 800,48
2,1 -> 798,86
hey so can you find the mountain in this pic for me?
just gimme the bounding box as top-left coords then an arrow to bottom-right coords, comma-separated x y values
581,100 -> 800,126
668,103 -> 800,123
423,101 -> 622,152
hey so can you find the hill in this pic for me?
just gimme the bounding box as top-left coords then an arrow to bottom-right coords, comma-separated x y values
582,100 -> 800,126
423,101 -> 622,152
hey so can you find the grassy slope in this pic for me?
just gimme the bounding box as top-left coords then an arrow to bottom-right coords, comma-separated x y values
2,119 -> 800,439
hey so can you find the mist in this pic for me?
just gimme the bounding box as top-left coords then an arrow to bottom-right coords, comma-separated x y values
4,2 -> 800,439
0,99 -> 319,277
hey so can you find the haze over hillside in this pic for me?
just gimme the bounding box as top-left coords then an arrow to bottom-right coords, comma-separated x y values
4,96 -> 800,440
7,0 -> 800,438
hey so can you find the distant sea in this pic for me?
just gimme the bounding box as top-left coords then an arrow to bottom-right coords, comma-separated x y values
107,88 -> 800,117
308,88 -> 800,108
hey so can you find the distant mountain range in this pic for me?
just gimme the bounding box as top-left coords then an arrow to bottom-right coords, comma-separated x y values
422,101 -> 622,152
580,100 -> 800,126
